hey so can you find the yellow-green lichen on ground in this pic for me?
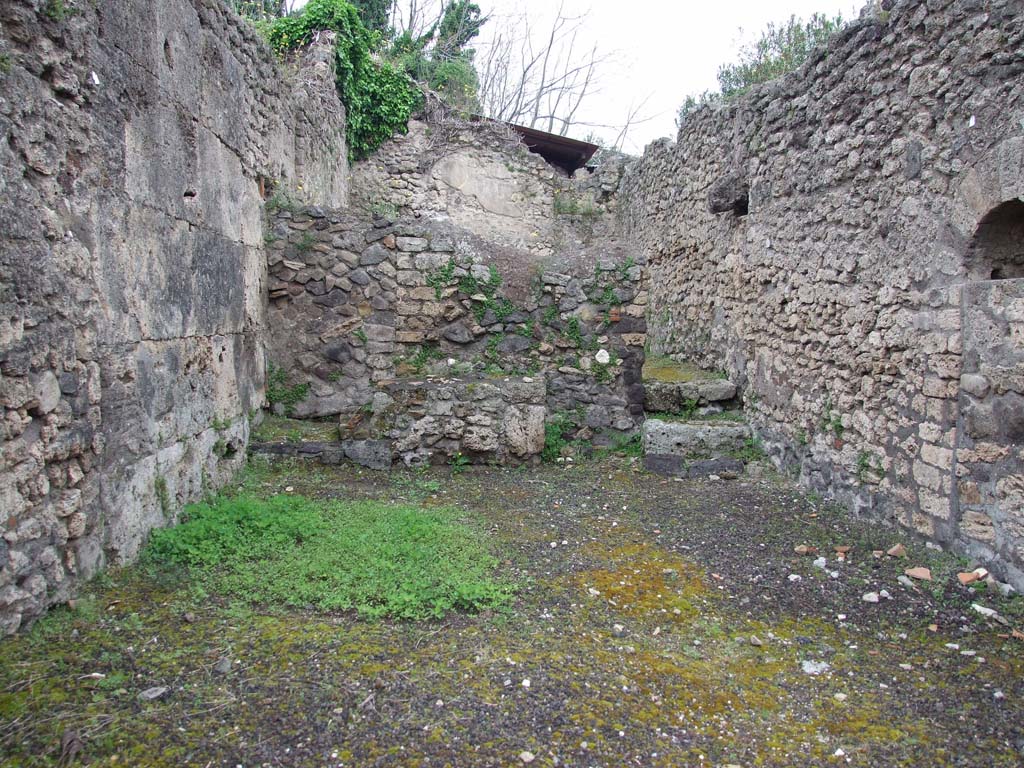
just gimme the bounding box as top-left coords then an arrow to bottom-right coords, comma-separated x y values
2,458 -> 1023,767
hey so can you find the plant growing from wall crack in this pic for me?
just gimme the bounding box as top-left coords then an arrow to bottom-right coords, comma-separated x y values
266,363 -> 310,416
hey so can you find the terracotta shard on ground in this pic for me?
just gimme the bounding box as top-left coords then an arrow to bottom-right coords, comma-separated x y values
905,566 -> 932,581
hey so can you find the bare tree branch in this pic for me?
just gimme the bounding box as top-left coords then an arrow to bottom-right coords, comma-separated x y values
475,5 -> 626,141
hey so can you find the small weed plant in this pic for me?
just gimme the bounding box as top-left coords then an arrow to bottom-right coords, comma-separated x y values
449,452 -> 471,474
294,232 -> 316,254
400,344 -> 443,375
542,412 -> 578,462
146,494 -> 514,620
427,259 -> 457,300
266,363 -> 310,416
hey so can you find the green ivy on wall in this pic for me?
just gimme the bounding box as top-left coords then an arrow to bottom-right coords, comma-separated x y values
264,0 -> 421,161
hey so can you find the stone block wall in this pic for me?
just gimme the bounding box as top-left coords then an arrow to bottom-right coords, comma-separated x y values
958,279 -> 1024,568
620,0 -> 1024,586
265,206 -> 647,442
349,118 -> 632,270
365,376 -> 548,466
0,0 -> 346,633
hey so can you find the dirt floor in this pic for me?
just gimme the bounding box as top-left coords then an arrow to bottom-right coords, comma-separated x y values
2,456 -> 1023,767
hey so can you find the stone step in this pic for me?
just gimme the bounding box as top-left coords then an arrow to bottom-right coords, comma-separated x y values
643,454 -> 746,480
249,439 -> 392,470
641,356 -> 738,413
642,417 -> 751,459
642,416 -> 753,479
644,379 -> 737,412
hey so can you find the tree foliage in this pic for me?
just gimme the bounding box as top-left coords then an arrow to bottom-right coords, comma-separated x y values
717,13 -> 845,96
264,0 -> 421,160
677,12 -> 845,126
228,0 -> 298,22
391,1 -> 486,113
350,0 -> 391,33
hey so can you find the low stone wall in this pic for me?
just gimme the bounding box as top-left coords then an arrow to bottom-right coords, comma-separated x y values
265,206 -> 647,442
0,0 -> 345,634
367,376 -> 547,466
620,0 -> 1024,586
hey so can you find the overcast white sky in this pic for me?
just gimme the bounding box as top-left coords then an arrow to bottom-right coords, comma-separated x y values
478,0 -> 859,153
293,0 -> 860,153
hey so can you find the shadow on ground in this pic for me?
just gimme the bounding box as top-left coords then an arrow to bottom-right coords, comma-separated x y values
2,457 -> 1023,767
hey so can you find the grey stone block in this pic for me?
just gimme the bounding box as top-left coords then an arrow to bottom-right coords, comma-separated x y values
360,243 -> 390,266
642,418 -> 750,458
443,323 -> 474,344
342,440 -> 393,470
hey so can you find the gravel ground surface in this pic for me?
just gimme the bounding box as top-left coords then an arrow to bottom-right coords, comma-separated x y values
2,456 -> 1023,767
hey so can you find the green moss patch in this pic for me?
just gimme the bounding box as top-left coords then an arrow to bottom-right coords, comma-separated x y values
146,494 -> 514,620
642,356 -> 722,383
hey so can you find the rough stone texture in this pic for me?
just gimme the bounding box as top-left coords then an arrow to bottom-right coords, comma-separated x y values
342,376 -> 548,466
621,0 -> 1024,586
265,205 -> 646,433
0,0 -> 346,633
958,279 -> 1024,585
249,439 -> 391,470
642,419 -> 751,459
349,119 -> 632,274
643,454 -> 745,479
644,379 -> 738,412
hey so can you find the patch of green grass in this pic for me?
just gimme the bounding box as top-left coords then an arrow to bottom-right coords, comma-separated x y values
391,469 -> 443,501
701,409 -> 746,422
564,316 -> 584,347
593,432 -> 643,459
399,344 -> 444,375
553,192 -> 599,217
294,232 -> 316,254
591,350 -> 620,383
145,494 -> 514,620
647,408 -> 746,424
265,190 -> 300,214
449,451 -> 471,474
426,259 -> 457,300
43,0 -> 69,21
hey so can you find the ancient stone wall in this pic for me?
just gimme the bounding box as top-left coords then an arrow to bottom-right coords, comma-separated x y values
349,118 -> 632,271
264,204 -> 647,454
621,0 -> 1024,587
264,114 -> 646,462
364,376 -> 549,466
0,0 -> 346,633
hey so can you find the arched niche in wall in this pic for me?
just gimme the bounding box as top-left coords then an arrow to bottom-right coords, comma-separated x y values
965,199 -> 1024,282
945,136 -> 1024,585
954,194 -> 1024,579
